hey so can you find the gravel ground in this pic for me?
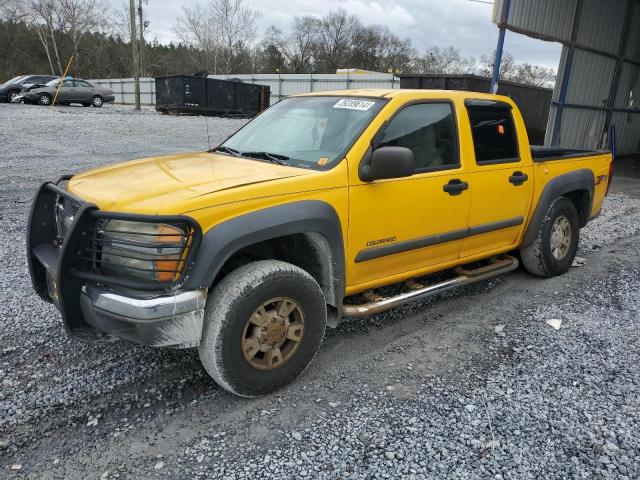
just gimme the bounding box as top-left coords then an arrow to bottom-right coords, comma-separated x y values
1,103 -> 640,479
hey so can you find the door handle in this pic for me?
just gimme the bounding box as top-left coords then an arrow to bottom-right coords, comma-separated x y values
443,179 -> 469,195
509,171 -> 528,186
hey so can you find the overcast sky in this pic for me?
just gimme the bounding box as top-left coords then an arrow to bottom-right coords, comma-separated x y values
119,0 -> 562,70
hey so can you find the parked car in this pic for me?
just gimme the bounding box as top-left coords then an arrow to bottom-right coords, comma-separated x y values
23,78 -> 115,107
0,74 -> 57,103
27,89 -> 613,397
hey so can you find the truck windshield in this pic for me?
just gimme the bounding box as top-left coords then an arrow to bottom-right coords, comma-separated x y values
220,96 -> 386,169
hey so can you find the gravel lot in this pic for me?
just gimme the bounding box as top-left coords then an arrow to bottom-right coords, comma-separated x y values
1,103 -> 640,479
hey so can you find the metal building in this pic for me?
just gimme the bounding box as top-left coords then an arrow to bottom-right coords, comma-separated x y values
492,0 -> 640,156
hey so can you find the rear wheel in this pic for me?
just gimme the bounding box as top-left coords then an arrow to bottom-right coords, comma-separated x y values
520,197 -> 579,277
91,95 -> 103,107
37,93 -> 52,106
198,260 -> 327,397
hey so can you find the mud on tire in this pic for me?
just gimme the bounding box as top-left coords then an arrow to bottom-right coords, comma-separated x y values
198,260 -> 327,397
520,196 -> 580,277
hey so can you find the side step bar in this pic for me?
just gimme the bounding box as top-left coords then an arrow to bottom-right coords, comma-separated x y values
342,254 -> 519,318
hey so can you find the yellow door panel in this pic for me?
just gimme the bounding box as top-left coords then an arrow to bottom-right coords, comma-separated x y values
458,99 -> 534,258
347,171 -> 471,287
461,164 -> 533,257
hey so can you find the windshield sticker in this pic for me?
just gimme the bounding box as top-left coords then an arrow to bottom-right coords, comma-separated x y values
333,99 -> 376,111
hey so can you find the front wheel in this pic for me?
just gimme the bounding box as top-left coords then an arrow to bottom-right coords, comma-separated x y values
8,90 -> 20,102
520,197 -> 579,277
198,260 -> 327,397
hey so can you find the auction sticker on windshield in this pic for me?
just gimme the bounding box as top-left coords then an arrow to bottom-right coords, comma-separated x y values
333,99 -> 376,111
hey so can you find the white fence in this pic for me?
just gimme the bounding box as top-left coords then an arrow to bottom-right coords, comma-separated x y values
90,73 -> 400,106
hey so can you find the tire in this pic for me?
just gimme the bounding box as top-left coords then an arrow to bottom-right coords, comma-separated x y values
91,95 -> 103,107
520,197 -> 579,277
37,93 -> 52,106
199,260 -> 327,397
7,90 -> 20,103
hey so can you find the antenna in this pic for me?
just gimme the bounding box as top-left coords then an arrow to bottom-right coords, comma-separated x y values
205,114 -> 211,150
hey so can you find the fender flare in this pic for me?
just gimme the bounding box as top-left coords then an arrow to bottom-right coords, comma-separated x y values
183,200 -> 345,309
521,168 -> 595,247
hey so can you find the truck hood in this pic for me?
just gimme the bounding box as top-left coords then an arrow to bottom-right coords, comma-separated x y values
67,152 -> 312,212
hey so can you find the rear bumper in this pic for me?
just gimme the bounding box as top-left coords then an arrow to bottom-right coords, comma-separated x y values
27,178 -> 205,348
104,95 -> 115,102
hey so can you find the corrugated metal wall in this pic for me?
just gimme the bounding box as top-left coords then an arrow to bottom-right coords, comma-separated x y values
90,73 -> 399,107
494,0 -> 640,155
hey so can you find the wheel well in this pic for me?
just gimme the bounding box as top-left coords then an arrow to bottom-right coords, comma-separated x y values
212,233 -> 340,320
563,189 -> 591,227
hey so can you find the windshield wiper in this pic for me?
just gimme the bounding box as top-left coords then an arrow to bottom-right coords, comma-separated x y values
211,145 -> 241,156
241,151 -> 290,165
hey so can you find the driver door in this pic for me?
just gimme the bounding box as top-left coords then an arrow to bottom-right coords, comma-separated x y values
347,101 -> 471,288
57,79 -> 77,102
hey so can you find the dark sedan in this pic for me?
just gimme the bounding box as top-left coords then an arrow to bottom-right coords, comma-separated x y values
24,78 -> 115,107
0,75 -> 57,102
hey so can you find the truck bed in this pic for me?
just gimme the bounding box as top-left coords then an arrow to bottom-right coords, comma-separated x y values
530,145 -> 609,162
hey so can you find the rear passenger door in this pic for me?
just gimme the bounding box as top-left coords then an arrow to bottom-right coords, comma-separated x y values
459,99 -> 534,258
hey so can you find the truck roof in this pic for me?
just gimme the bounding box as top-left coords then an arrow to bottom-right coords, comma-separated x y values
296,88 -> 513,103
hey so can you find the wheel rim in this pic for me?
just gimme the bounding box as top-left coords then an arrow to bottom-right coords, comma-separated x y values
40,95 -> 50,105
550,215 -> 572,260
241,297 -> 305,370
93,96 -> 102,106
9,91 -> 18,101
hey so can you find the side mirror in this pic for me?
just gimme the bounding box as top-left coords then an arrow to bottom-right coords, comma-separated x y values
360,146 -> 415,182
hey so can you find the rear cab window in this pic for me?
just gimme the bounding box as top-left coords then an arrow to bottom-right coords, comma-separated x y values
465,100 -> 519,165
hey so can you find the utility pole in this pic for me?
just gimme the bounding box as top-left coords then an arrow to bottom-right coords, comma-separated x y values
129,0 -> 141,110
138,0 -> 144,77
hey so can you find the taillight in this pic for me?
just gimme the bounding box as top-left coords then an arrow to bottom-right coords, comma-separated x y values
605,159 -> 615,196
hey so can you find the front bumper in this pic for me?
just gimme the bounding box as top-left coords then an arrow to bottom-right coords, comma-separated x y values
27,178 -> 205,348
80,285 -> 206,347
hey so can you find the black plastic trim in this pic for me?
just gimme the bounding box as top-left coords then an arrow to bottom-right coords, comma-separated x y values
183,200 -> 345,308
355,216 -> 524,263
531,149 -> 610,163
464,99 -> 513,109
521,169 -> 595,247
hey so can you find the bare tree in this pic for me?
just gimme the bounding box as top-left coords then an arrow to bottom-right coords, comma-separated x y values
412,46 -> 475,74
29,0 -> 63,74
315,9 -> 360,71
174,0 -> 260,74
264,17 -> 321,73
28,0 -> 105,75
0,0 -> 28,73
478,51 -> 555,87
352,25 -> 413,73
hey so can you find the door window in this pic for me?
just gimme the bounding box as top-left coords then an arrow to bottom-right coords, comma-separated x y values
466,103 -> 519,164
376,102 -> 459,172
75,80 -> 93,88
61,79 -> 74,88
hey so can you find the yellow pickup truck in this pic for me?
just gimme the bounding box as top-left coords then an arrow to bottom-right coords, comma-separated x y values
27,89 -> 613,397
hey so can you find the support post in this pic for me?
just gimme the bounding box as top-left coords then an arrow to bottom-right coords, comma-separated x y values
551,0 -> 583,146
129,0 -> 141,110
490,0 -> 510,94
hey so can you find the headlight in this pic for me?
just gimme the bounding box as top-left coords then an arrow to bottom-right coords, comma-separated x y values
99,220 -> 190,283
